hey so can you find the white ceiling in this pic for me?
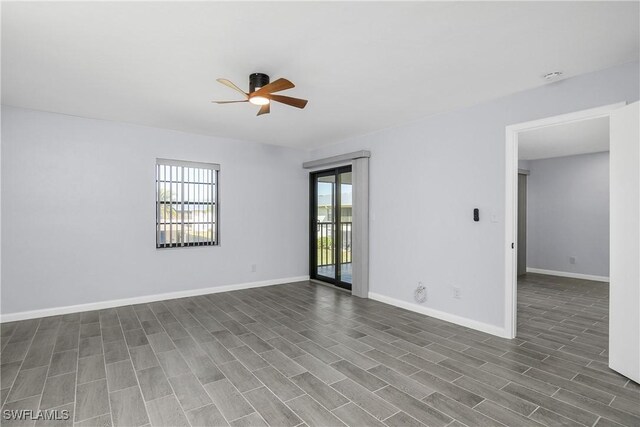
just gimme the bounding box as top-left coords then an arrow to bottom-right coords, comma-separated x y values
519,116 -> 610,161
2,2 -> 638,149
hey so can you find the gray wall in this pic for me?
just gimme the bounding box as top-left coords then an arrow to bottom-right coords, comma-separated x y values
527,152 -> 610,277
518,160 -> 530,170
1,106 -> 309,315
307,61 -> 638,331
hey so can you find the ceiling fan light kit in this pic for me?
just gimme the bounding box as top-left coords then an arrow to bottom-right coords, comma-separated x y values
213,73 -> 308,116
249,96 -> 270,106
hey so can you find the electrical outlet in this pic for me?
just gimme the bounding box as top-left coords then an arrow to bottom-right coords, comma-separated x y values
569,256 -> 576,265
251,264 -> 257,272
453,287 -> 462,299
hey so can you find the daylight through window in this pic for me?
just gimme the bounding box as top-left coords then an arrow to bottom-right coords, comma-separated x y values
156,159 -> 219,248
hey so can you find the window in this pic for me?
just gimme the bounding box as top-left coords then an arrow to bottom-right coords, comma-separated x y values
156,159 -> 219,248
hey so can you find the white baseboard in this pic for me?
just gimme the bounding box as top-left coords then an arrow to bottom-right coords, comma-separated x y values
0,275 -> 310,323
368,292 -> 510,339
526,268 -> 609,283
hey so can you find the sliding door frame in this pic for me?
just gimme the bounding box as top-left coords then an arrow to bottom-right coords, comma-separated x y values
304,150 -> 370,298
309,166 -> 352,290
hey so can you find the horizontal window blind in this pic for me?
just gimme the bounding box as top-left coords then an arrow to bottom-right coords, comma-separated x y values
156,159 -> 219,248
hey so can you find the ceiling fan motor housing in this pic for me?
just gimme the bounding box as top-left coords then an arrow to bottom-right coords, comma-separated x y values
250,73 -> 270,93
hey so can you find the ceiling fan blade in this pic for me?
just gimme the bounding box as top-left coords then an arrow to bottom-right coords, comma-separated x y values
257,103 -> 270,116
268,94 -> 308,109
212,100 -> 249,104
253,78 -> 295,97
216,78 -> 248,98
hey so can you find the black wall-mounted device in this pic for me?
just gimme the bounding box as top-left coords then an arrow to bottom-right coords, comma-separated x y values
474,208 -> 479,222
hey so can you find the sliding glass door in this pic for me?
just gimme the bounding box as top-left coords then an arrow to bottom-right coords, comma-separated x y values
310,166 -> 352,290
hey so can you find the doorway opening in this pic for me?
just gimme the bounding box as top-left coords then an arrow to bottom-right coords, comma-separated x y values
310,166 -> 353,290
504,102 -> 624,339
516,116 -> 612,368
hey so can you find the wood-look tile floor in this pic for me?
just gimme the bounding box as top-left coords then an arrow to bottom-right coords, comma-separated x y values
1,274 -> 639,427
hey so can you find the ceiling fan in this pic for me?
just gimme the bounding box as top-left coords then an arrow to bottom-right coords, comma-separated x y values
212,73 -> 308,116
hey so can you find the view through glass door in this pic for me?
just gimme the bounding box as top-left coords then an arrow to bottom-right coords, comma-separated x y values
310,166 -> 352,290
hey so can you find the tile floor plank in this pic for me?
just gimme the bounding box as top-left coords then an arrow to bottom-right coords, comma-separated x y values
332,402 -> 386,427
422,392 -> 502,427
286,394 -> 346,427
75,379 -> 110,423
39,372 -> 75,410
293,354 -> 345,384
6,366 -> 48,403
375,385 -> 452,427
204,379 -> 255,421
145,394 -> 189,427
78,354 -> 106,384
243,387 -> 302,427
252,366 -> 305,401
109,385 -> 149,427
168,372 -> 212,411
186,404 -> 229,427
368,364 -> 434,399
290,372 -> 349,410
218,360 -> 262,392
136,366 -> 173,401
105,360 -> 137,392
331,360 -> 387,391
